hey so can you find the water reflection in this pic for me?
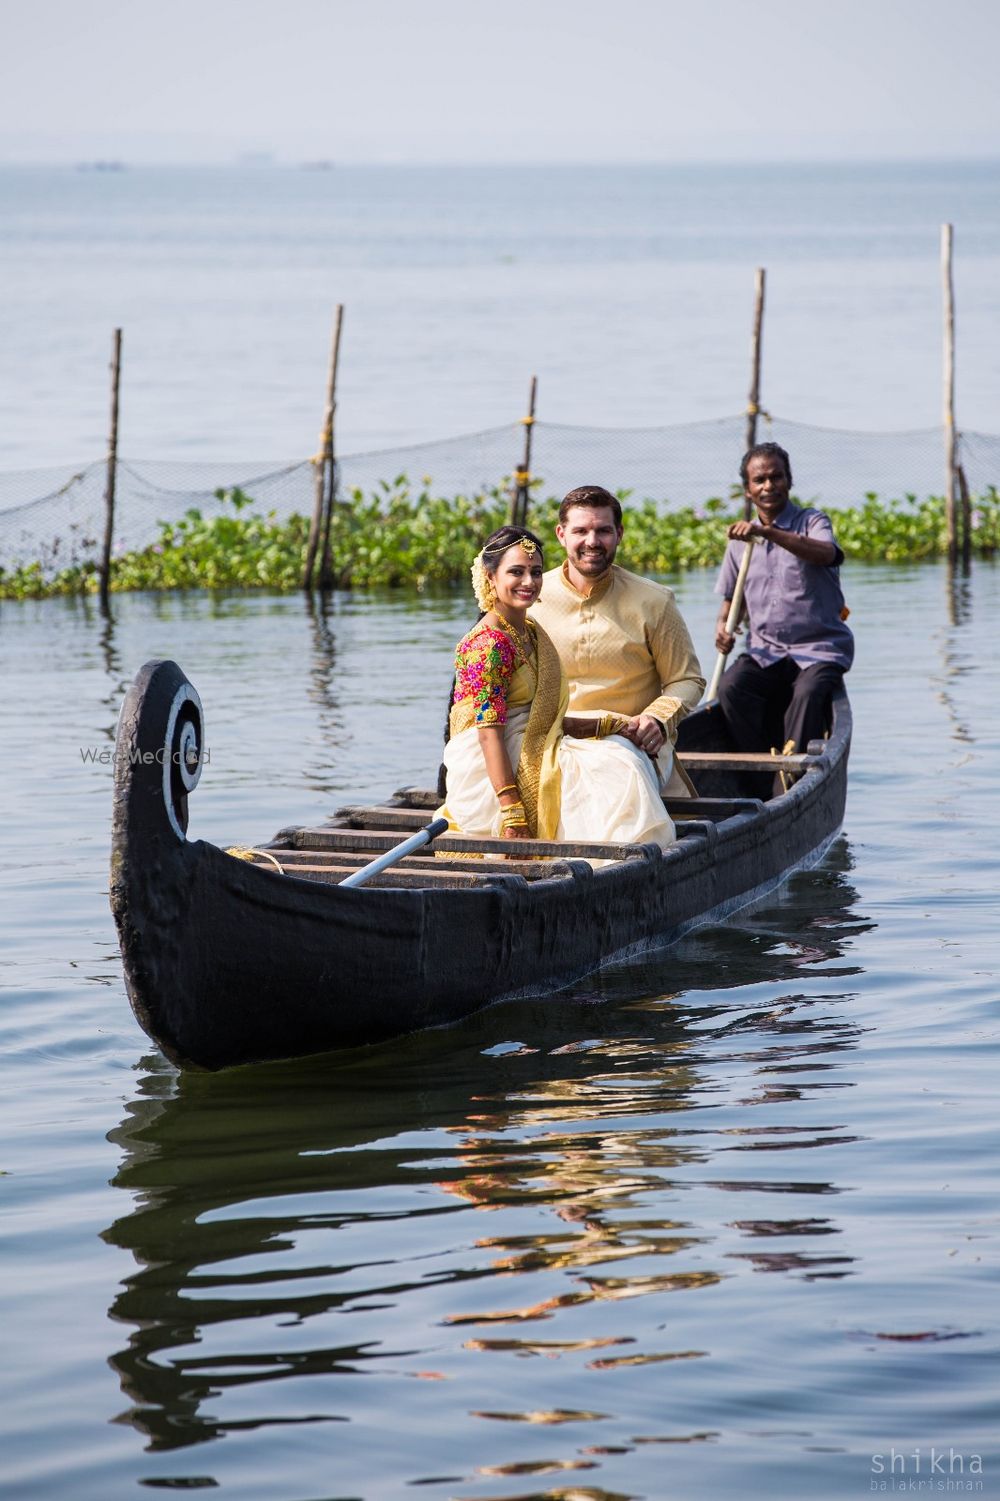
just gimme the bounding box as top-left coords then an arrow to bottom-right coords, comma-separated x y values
935,570 -> 976,749
299,591 -> 347,796
103,844 -> 870,1464
944,561 -> 973,628
75,592 -> 131,741
304,589 -> 337,697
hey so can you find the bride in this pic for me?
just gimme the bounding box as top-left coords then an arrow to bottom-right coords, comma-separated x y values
440,526 -> 675,850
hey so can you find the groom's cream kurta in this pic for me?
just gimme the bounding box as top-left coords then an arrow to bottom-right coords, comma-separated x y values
531,562 -> 705,795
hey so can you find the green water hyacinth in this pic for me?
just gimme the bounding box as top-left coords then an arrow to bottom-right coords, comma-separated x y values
1,482 -> 997,599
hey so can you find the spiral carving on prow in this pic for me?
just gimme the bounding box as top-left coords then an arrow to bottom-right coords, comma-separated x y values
163,681 -> 205,840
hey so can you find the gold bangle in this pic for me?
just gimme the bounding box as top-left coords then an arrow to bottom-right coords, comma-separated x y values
594,713 -> 629,739
494,782 -> 518,798
499,802 -> 528,832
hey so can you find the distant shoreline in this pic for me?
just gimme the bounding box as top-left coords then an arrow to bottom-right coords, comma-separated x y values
2,155 -> 1000,171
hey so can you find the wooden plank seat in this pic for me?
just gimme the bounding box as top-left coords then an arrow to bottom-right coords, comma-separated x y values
392,756 -> 815,821
386,787 -> 765,823
333,804 -> 433,832
252,788 -> 770,894
243,861 -> 544,890
676,750 -> 820,773
665,796 -> 765,820
270,825 -> 659,863
392,786 -> 452,810
328,799 -> 767,836
261,848 -> 581,880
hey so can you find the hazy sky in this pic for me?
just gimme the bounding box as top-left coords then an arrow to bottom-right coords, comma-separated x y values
2,0 -> 998,163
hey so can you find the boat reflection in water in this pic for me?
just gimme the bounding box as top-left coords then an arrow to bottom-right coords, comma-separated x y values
103,842 -> 870,1470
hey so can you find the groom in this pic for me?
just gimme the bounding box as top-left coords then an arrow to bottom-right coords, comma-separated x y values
531,485 -> 705,796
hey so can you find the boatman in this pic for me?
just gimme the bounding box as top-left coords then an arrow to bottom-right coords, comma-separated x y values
714,442 -> 854,759
531,484 -> 705,797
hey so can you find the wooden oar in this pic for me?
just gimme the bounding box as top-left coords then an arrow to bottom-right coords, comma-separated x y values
339,816 -> 450,888
705,535 -> 760,702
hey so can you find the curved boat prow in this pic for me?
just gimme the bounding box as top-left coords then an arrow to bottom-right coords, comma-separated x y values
111,658 -> 204,858
110,660 -> 206,1053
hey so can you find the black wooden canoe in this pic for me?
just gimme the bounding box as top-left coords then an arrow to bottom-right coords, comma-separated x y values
110,659 -> 851,1070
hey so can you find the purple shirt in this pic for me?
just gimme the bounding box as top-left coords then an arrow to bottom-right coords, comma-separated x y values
714,502 -> 854,671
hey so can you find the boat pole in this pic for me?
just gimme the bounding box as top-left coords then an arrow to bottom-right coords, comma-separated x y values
509,375 -> 537,528
317,303 -> 346,590
98,328 -> 123,613
743,268 -> 766,520
303,304 -> 344,590
339,817 -> 450,888
941,225 -> 958,566
705,536 -> 759,702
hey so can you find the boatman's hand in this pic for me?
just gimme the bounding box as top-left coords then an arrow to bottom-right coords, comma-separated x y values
727,519 -> 766,541
715,617 -> 737,655
622,714 -> 665,757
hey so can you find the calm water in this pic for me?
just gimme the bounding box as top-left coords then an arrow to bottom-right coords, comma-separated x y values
2,160 -> 1000,469
2,562 -> 998,1499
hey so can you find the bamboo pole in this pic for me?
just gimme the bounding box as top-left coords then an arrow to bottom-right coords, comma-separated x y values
941,225 -> 957,564
706,536 -> 759,702
743,268 -> 766,520
509,375 -> 537,528
98,328 -> 122,613
303,304 -> 344,590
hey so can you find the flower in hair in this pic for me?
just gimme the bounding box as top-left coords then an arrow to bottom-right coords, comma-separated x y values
471,551 -> 495,611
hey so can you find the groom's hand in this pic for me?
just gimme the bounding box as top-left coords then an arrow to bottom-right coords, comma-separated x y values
623,715 -> 665,756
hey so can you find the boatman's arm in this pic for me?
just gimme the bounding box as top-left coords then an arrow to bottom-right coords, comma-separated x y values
727,516 -> 840,567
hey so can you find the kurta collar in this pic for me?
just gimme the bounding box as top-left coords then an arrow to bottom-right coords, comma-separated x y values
559,559 -> 616,602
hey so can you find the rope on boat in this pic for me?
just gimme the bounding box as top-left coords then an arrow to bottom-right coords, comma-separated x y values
225,846 -> 286,874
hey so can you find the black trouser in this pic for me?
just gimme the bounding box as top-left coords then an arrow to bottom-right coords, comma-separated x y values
717,655 -> 845,757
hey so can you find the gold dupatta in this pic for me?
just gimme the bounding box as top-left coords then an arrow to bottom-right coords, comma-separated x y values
515,621 -> 566,839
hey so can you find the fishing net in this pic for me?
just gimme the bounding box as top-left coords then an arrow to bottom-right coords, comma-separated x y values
1,416 -> 997,575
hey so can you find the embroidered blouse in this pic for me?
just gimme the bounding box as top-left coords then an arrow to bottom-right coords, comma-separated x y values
452,625 -> 520,726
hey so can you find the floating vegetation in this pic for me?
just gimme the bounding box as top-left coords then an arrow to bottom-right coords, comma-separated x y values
2,481 -> 998,599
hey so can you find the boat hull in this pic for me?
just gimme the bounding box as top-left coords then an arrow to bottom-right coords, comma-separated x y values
111,661 -> 850,1069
